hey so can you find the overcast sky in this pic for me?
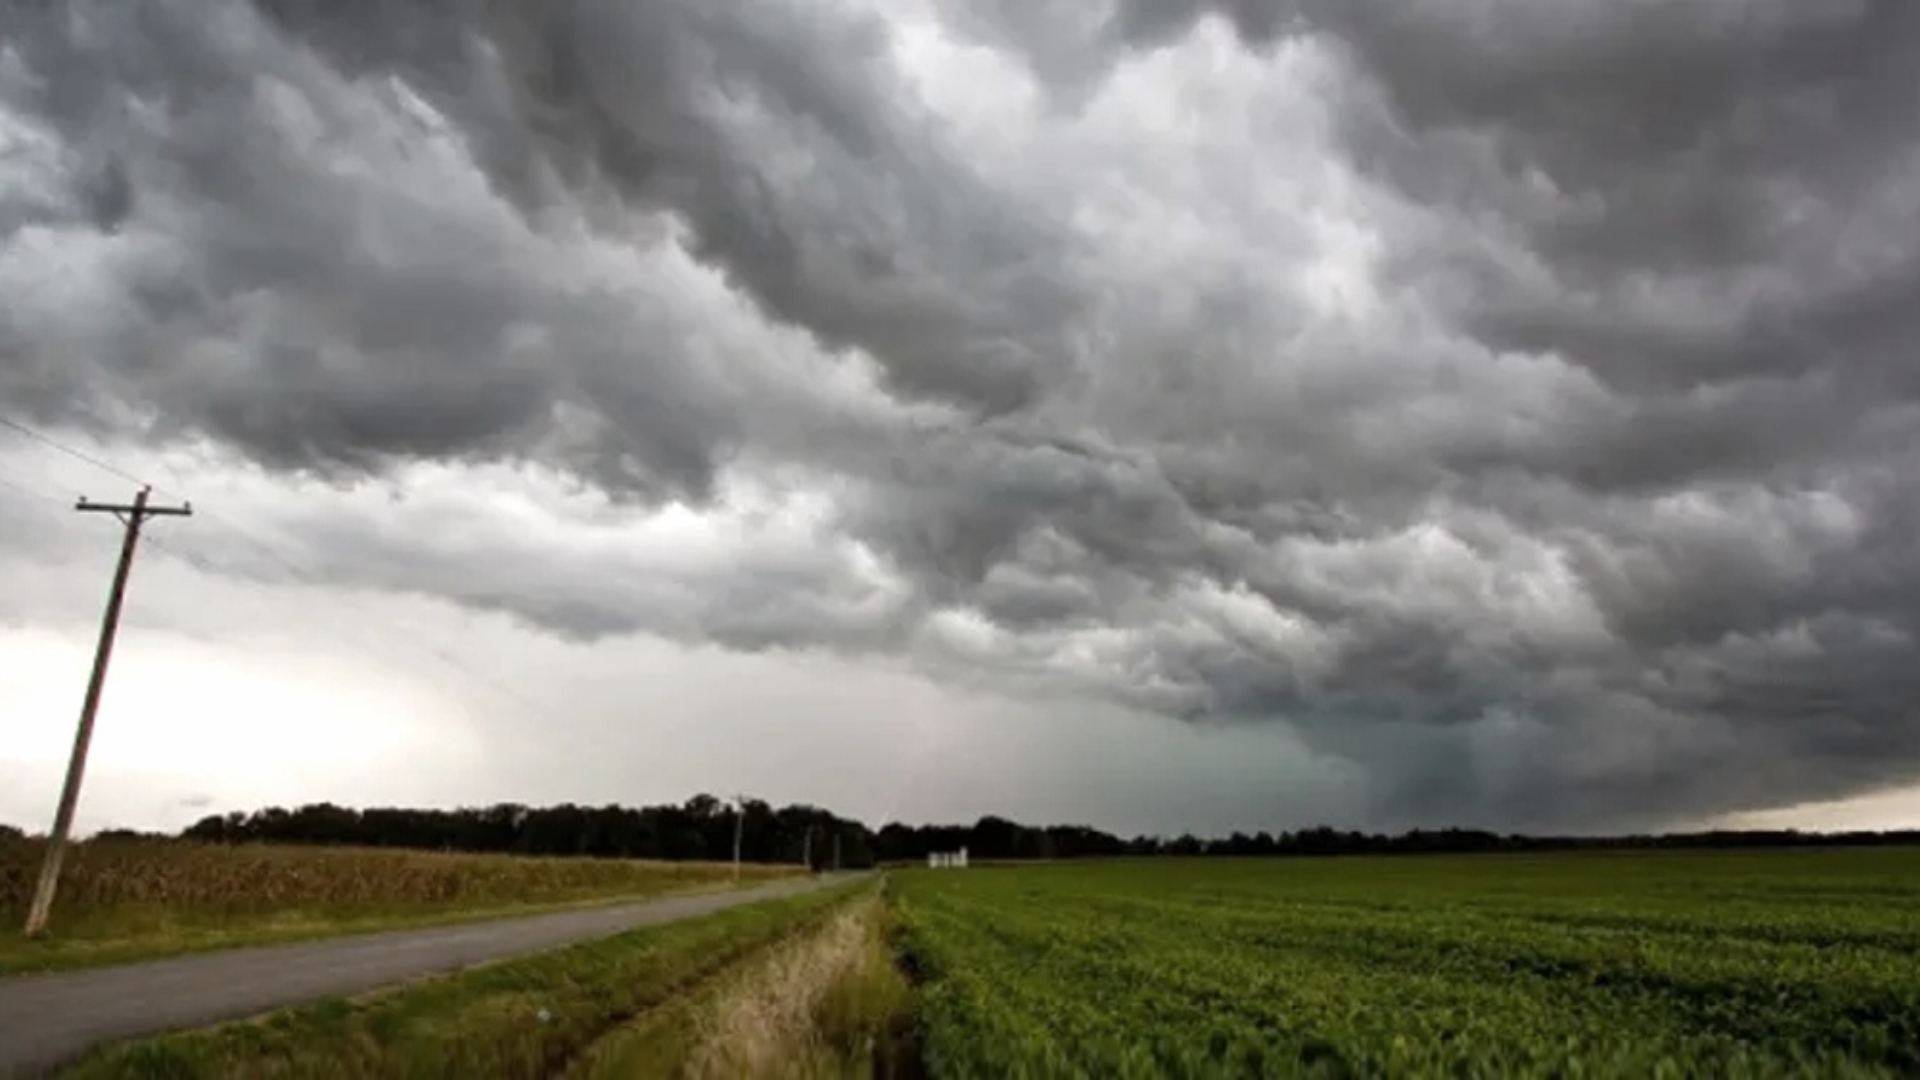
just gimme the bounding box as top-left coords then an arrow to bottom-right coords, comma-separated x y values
3,0 -> 1918,839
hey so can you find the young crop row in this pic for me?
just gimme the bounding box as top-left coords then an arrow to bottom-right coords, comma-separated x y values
0,835 -> 790,924
893,852 -> 1920,1078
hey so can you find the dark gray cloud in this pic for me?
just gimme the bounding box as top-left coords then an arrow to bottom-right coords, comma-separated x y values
4,0 -> 1920,832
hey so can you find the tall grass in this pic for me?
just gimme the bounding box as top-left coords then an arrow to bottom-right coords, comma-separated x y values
572,886 -> 918,1078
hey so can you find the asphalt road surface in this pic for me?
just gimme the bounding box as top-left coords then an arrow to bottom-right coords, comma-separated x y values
0,873 -> 862,1078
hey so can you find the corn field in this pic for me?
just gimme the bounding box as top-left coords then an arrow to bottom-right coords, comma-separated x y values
0,835 -> 793,928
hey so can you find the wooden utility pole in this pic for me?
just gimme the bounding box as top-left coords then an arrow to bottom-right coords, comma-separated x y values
24,486 -> 190,937
802,825 -> 813,872
832,830 -> 841,872
731,795 -> 747,882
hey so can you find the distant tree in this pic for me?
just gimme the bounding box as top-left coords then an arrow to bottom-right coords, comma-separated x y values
166,795 -> 1920,868
92,827 -> 166,842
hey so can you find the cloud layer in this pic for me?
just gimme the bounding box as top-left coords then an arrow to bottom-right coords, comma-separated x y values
4,0 -> 1918,829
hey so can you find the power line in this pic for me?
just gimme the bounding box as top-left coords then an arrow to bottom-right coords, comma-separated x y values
4,430 -> 931,858
0,415 -> 579,737
0,414 -> 151,488
0,414 -> 866,800
0,421 -> 787,853
137,526 -> 579,733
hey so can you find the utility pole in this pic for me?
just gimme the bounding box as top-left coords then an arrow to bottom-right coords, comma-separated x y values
731,794 -> 747,882
802,825 -> 812,873
832,830 -> 841,872
24,486 -> 191,937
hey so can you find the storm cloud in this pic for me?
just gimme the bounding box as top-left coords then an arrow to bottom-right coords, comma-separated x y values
4,0 -> 1918,830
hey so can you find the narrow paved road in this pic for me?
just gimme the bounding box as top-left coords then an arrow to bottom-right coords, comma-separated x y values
0,873 -> 862,1078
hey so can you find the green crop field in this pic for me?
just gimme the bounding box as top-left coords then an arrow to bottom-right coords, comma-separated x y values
892,850 -> 1920,1079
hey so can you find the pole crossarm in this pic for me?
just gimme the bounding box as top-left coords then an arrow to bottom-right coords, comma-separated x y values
76,497 -> 193,517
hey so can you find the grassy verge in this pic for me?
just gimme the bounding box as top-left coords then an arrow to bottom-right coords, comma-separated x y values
60,880 -> 866,1079
571,883 -> 918,1079
0,839 -> 797,975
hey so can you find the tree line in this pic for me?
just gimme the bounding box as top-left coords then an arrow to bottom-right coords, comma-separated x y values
175,796 -> 880,868
103,798 -> 1920,866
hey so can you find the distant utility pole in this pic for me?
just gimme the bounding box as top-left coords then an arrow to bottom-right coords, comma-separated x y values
731,794 -> 747,882
24,486 -> 191,937
802,826 -> 813,872
832,831 -> 841,872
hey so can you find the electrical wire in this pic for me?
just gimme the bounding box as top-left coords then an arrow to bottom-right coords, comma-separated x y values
0,414 -> 576,732
0,411 -> 912,815
0,414 -> 152,489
